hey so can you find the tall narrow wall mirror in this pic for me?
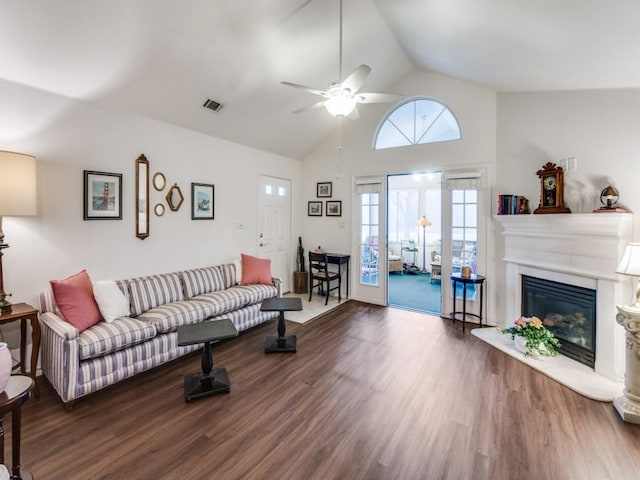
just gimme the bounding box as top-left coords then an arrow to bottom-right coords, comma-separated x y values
136,154 -> 150,239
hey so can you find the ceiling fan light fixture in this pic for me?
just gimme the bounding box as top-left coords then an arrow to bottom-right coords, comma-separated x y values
325,87 -> 356,117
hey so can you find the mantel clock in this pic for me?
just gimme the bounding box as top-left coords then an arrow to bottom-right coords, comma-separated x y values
533,162 -> 571,214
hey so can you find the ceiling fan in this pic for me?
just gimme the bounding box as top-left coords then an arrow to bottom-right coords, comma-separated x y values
281,0 -> 402,118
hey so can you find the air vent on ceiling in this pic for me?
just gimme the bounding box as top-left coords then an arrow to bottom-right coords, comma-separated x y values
202,98 -> 223,113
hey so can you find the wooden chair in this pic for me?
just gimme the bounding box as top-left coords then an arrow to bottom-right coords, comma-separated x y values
308,252 -> 342,305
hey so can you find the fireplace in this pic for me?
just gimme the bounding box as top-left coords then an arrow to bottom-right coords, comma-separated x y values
495,213 -> 632,382
522,275 -> 596,367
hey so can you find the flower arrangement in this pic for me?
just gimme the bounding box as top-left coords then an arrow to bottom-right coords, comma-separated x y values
502,316 -> 561,357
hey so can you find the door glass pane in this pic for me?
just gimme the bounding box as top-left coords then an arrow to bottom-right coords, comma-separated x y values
452,205 -> 464,227
360,192 -> 379,286
451,188 -> 478,295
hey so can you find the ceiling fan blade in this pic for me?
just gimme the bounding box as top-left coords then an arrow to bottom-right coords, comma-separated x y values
356,93 -> 404,104
341,64 -> 371,94
281,81 -> 329,98
293,101 -> 327,114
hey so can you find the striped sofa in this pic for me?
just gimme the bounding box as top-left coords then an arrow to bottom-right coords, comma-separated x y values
39,263 -> 281,409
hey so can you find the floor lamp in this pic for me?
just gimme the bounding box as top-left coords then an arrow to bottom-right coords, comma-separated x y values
0,151 -> 37,313
417,215 -> 431,274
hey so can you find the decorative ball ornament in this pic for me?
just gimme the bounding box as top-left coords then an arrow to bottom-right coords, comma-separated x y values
600,186 -> 619,209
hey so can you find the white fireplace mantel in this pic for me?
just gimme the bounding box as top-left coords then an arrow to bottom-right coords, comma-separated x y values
495,213 -> 632,382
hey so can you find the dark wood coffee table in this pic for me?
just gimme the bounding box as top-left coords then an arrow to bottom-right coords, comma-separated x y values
177,319 -> 238,402
260,297 -> 302,353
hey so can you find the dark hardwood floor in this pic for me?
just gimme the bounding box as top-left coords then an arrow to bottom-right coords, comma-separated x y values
13,301 -> 640,479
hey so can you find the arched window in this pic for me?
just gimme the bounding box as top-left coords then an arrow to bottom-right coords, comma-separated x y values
373,97 -> 461,150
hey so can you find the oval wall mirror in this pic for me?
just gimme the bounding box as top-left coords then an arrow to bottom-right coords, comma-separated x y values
154,203 -> 165,217
166,183 -> 184,211
136,154 -> 150,239
152,172 -> 166,191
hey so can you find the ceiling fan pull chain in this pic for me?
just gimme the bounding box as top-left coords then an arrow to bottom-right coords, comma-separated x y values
336,117 -> 343,180
338,0 -> 343,81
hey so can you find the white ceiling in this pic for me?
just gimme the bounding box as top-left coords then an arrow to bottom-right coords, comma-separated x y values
2,0 -> 640,159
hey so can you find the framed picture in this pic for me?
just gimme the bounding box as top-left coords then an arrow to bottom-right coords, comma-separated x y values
317,182 -> 332,198
308,201 -> 322,216
83,170 -> 123,220
326,200 -> 342,217
191,183 -> 215,220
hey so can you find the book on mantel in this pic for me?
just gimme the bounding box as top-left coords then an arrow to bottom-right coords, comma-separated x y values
593,207 -> 628,213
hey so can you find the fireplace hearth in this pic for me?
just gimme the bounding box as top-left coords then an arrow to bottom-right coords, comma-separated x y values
522,275 -> 596,367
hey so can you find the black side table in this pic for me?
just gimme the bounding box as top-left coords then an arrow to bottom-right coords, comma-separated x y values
450,273 -> 486,333
260,297 -> 302,353
0,375 -> 34,480
177,319 -> 238,402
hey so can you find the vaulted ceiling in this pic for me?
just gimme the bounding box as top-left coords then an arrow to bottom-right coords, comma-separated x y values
2,0 -> 639,159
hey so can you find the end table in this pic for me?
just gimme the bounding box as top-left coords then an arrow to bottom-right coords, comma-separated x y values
0,375 -> 35,480
0,304 -> 40,398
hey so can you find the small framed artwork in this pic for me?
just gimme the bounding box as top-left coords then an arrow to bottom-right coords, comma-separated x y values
326,200 -> 342,217
191,183 -> 215,220
308,201 -> 322,216
83,170 -> 123,220
317,182 -> 332,198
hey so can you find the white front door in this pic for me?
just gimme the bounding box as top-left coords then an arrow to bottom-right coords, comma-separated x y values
257,175 -> 292,293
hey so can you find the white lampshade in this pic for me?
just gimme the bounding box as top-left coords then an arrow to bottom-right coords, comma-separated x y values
324,86 -> 356,117
0,151 -> 37,216
616,243 -> 640,276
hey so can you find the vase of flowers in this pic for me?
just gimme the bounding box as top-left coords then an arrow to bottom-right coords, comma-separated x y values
502,316 -> 561,357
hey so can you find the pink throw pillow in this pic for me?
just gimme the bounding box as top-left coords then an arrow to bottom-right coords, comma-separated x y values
50,270 -> 103,332
240,254 -> 272,285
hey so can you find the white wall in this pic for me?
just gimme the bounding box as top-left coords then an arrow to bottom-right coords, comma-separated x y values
300,69 -> 498,308
0,79 -> 301,348
494,88 -> 640,325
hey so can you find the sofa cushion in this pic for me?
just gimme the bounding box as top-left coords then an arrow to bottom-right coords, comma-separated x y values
193,286 -> 259,316
79,317 -> 157,360
218,263 -> 237,289
137,300 -> 213,334
128,272 -> 184,317
235,284 -> 278,305
50,270 -> 103,332
180,267 -> 225,299
240,254 -> 272,285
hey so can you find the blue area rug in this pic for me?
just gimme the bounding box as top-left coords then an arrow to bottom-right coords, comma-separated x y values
388,273 -> 442,314
388,273 -> 477,315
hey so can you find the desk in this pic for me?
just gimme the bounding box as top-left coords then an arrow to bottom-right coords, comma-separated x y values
450,273 -> 485,333
325,253 -> 350,299
0,304 -> 40,398
0,375 -> 34,480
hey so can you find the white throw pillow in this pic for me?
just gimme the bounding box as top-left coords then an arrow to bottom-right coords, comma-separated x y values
93,280 -> 130,322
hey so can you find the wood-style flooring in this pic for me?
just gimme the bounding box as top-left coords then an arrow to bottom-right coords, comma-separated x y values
13,301 -> 640,479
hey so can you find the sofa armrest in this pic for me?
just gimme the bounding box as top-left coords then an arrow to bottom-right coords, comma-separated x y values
40,311 -> 80,403
271,277 -> 282,297
40,312 -> 79,341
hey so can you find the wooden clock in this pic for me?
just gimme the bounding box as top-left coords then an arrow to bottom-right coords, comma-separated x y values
533,162 -> 571,214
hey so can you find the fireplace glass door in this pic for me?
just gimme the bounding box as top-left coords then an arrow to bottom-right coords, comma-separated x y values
521,275 -> 596,367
